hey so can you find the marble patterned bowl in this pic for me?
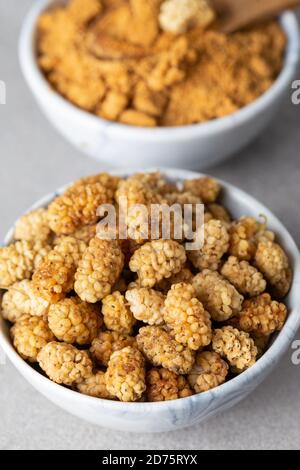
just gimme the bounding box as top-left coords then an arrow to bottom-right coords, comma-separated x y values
19,0 -> 300,169
0,168 -> 300,433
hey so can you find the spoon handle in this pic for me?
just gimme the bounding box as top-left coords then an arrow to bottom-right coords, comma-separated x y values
213,0 -> 300,33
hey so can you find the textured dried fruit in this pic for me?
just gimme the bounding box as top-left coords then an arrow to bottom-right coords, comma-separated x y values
48,297 -> 101,344
129,239 -> 186,288
212,326 -> 257,373
146,368 -> 192,401
14,208 -> 51,242
188,219 -> 229,271
188,351 -> 228,393
1,280 -> 50,322
77,371 -> 114,399
137,325 -> 195,374
156,267 -> 193,293
183,177 -> 220,203
74,238 -> 124,303
102,291 -> 136,335
105,346 -> 146,402
11,315 -> 55,363
90,330 -> 136,367
230,293 -> 287,336
164,283 -> 212,350
125,287 -> 165,325
221,256 -> 266,297
37,342 -> 93,385
255,241 -> 292,298
229,217 -> 274,261
0,241 -> 50,288
193,270 -> 243,321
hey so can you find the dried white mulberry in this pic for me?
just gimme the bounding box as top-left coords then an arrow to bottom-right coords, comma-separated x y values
188,351 -> 229,393
90,330 -> 136,366
146,368 -> 193,401
221,256 -> 266,297
14,208 -> 51,242
125,287 -> 165,325
77,371 -> 114,399
102,291 -> 136,335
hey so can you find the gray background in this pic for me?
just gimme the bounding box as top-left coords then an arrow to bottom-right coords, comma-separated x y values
1,0 -> 300,450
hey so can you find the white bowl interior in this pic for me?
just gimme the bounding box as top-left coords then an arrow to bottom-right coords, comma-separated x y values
1,169 -> 300,432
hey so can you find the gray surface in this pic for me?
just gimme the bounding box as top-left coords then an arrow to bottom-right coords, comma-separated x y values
1,0 -> 300,450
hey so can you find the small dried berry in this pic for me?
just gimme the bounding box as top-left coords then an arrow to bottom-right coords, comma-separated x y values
146,368 -> 193,401
188,351 -> 228,393
102,291 -> 136,335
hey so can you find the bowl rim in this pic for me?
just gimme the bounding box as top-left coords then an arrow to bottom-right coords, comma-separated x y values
19,0 -> 300,142
1,167 -> 300,413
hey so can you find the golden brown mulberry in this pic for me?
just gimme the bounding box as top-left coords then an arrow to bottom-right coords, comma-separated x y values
156,267 -> 193,293
187,219 -> 229,271
14,208 -> 51,242
146,368 -> 193,401
230,293 -> 287,336
48,297 -> 101,345
0,240 -> 50,288
221,256 -> 266,297
48,181 -> 115,235
164,283 -> 212,350
188,351 -> 229,393
70,224 -> 97,244
137,326 -> 195,374
1,280 -> 50,322
74,238 -> 124,303
212,326 -> 257,373
37,341 -> 93,385
129,239 -> 186,288
32,250 -> 76,303
105,346 -> 146,402
53,236 -> 87,266
193,270 -> 243,321
11,315 -> 55,363
229,217 -> 274,261
206,204 -> 231,225
78,173 -> 121,193
77,371 -> 114,399
183,177 -> 220,203
125,287 -> 165,325
102,291 -> 136,335
255,241 -> 292,298
90,330 -> 136,367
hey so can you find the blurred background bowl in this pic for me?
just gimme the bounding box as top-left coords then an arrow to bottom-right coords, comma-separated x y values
1,168 -> 300,432
19,1 -> 300,170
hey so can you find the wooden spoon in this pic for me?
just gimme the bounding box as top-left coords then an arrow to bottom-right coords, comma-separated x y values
212,0 -> 300,33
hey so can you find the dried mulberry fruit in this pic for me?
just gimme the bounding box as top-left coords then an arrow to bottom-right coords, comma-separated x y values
188,351 -> 228,393
230,293 -> 287,336
193,270 -> 243,321
221,256 -> 266,297
37,341 -> 93,385
156,267 -> 193,293
77,371 -> 114,399
255,241 -> 292,298
14,208 -> 51,242
183,177 -> 220,203
32,250 -> 76,303
90,330 -> 136,367
129,239 -> 186,288
74,238 -> 124,303
53,236 -> 87,266
48,181 -> 115,235
1,280 -> 49,322
105,346 -> 146,402
159,0 -> 215,34
70,224 -> 97,244
146,368 -> 192,401
78,173 -> 121,193
137,326 -> 195,374
0,241 -> 50,288
102,291 -> 136,335
229,217 -> 274,261
187,219 -> 229,271
125,287 -> 165,325
11,315 -> 55,363
164,283 -> 212,350
212,326 -> 257,373
48,297 -> 101,345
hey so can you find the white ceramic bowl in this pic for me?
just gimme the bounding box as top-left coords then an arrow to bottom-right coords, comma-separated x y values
1,168 -> 300,433
19,1 -> 300,170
